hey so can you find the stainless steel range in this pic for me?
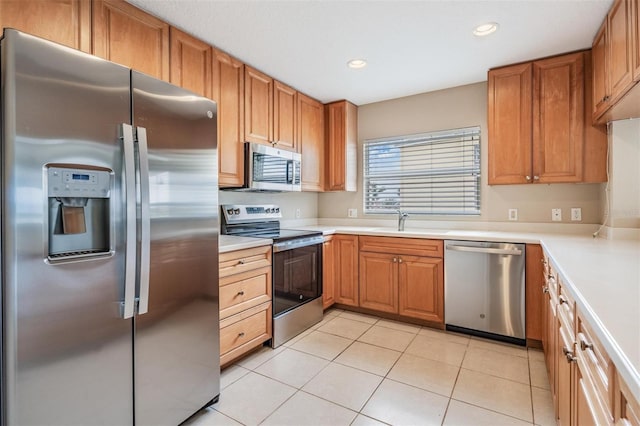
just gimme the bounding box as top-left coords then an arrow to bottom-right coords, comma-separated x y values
221,204 -> 324,347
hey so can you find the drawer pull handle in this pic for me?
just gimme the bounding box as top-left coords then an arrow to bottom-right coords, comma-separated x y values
237,290 -> 245,296
548,274 -> 554,280
237,259 -> 246,265
542,286 -> 549,294
579,336 -> 593,351
238,332 -> 245,338
393,257 -> 398,263
563,346 -> 577,363
559,295 -> 567,305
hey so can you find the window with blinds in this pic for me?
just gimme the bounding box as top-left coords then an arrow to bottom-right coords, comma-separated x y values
363,126 -> 481,215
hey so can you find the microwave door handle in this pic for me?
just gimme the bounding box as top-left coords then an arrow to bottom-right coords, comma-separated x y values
287,160 -> 293,184
136,127 -> 151,315
119,123 -> 136,319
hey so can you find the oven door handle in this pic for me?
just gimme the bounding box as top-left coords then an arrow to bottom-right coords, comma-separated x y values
273,236 -> 324,252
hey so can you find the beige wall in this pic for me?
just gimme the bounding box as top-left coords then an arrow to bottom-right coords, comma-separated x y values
607,119 -> 640,229
318,82 -> 604,224
219,190 -> 318,221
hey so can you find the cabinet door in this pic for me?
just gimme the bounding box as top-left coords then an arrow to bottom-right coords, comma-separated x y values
634,0 -> 640,81
592,22 -> 610,118
333,235 -> 359,307
488,63 -> 533,184
359,252 -> 398,313
532,53 -> 584,183
398,255 -> 444,324
525,244 -> 544,342
93,0 -> 169,81
325,101 -> 357,191
298,93 -> 325,191
0,0 -> 90,52
545,295 -> 558,412
608,0 -> 635,101
213,49 -> 245,187
575,361 -> 612,426
556,319 -> 575,426
322,237 -> 335,309
273,80 -> 297,151
169,28 -> 212,99
244,66 -> 273,145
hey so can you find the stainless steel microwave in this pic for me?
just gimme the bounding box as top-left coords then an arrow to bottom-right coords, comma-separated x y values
244,142 -> 301,192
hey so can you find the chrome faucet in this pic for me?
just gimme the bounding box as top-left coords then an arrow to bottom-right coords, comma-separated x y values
397,210 -> 409,231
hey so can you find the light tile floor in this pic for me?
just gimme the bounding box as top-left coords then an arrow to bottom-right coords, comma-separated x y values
186,309 -> 556,426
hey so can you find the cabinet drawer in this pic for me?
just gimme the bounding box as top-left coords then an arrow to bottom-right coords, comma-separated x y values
576,310 -> 615,416
220,301 -> 272,365
359,236 -> 443,258
615,371 -> 640,425
557,278 -> 575,333
220,245 -> 271,278
220,266 -> 271,319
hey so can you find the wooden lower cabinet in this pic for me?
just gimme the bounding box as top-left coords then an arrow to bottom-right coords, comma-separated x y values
525,244 -> 544,342
333,235 -> 359,306
357,236 -> 444,324
322,236 -> 335,309
615,371 -> 640,425
219,245 -> 272,366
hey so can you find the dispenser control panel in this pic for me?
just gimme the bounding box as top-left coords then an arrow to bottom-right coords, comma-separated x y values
47,166 -> 111,198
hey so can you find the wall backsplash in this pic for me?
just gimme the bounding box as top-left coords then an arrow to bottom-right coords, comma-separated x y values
218,191 -> 319,220
318,82 -> 605,225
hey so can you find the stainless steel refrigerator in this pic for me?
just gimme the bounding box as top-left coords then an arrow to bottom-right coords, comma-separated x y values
0,29 -> 220,425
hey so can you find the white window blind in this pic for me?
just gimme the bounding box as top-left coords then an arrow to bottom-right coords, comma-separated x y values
363,126 -> 481,215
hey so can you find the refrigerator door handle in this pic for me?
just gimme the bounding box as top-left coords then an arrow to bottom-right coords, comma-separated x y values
120,123 -> 137,319
136,126 -> 151,315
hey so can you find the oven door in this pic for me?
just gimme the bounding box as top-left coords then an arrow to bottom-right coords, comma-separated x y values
272,239 -> 322,317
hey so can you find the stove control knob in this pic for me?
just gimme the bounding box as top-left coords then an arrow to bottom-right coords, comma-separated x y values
234,208 -> 240,215
227,209 -> 234,215
275,208 -> 280,213
265,208 -> 271,213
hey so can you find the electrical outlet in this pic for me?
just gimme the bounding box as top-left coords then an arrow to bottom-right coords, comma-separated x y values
295,208 -> 301,219
552,208 -> 562,222
571,207 -> 582,221
348,208 -> 358,218
508,209 -> 518,221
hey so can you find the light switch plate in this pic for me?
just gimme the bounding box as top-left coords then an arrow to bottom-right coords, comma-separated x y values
295,208 -> 301,219
508,209 -> 518,221
348,208 -> 358,218
552,208 -> 562,222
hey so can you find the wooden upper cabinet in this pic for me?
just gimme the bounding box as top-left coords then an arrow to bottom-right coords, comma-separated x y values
592,22 -> 609,117
633,0 -> 640,81
244,66 -> 273,145
608,0 -> 635,101
532,53 -> 584,183
325,100 -> 357,192
169,28 -> 212,98
487,62 -> 533,185
273,80 -> 297,151
213,49 -> 245,188
0,0 -> 90,52
298,93 -> 325,191
93,0 -> 170,81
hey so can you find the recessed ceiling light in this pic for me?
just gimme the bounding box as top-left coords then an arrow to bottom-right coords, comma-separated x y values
473,22 -> 499,37
347,59 -> 367,69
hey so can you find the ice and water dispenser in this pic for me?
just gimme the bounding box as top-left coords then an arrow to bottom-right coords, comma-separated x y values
47,165 -> 112,260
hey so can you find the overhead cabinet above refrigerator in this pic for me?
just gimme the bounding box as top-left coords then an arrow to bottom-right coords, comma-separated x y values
0,29 -> 219,425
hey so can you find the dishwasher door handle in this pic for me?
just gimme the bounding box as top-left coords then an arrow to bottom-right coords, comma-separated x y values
445,245 -> 523,256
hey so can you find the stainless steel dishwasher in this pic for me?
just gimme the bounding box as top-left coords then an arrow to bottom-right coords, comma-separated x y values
444,240 -> 526,345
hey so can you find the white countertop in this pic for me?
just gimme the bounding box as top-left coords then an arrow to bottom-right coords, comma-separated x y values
294,224 -> 640,399
219,235 -> 272,253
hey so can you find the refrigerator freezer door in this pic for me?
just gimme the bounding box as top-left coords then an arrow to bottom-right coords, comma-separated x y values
132,72 -> 220,426
1,30 -> 133,425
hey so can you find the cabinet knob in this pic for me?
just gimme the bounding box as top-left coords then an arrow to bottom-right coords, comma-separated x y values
579,334 -> 593,351
563,346 -> 577,363
542,286 -> 549,294
393,257 -> 398,263
237,290 -> 245,296
237,259 -> 246,265
526,175 -> 532,181
533,175 -> 540,181
559,295 -> 567,305
238,332 -> 245,338
398,258 -> 403,263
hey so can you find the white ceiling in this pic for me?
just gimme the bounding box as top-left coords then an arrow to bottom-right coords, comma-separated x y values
127,0 -> 613,106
